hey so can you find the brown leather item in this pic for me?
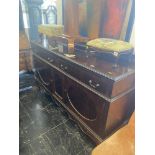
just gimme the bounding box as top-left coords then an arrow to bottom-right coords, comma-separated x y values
92,113 -> 135,155
47,35 -> 90,54
47,35 -> 74,54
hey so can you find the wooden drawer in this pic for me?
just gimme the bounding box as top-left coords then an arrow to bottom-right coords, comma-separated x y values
54,58 -> 113,98
56,58 -> 134,98
32,43 -> 60,68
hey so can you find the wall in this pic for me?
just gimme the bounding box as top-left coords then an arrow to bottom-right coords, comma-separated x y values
62,0 -> 134,41
56,0 -> 63,24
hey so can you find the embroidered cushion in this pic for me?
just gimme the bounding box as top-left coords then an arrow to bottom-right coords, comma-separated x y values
87,38 -> 133,56
38,24 -> 64,37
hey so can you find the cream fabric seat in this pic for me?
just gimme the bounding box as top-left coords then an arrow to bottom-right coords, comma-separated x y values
38,24 -> 64,37
87,38 -> 133,56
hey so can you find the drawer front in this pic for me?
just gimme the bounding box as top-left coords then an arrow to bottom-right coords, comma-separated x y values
56,58 -> 113,97
51,57 -> 134,98
32,43 -> 60,67
73,67 -> 113,97
38,51 -> 59,67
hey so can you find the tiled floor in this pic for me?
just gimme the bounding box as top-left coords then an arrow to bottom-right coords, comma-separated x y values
19,73 -> 95,155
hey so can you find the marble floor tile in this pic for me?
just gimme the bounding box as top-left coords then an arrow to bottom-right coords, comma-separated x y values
19,73 -> 95,155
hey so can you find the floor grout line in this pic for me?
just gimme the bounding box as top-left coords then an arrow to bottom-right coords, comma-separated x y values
20,74 -> 94,155
42,135 -> 58,154
24,119 -> 69,145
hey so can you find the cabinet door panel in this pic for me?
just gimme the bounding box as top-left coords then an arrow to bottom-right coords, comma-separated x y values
64,77 -> 108,138
53,71 -> 64,100
33,56 -> 54,92
67,85 -> 97,120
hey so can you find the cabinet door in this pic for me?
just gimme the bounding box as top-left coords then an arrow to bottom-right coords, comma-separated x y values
33,56 -> 54,92
64,77 -> 108,139
52,70 -> 64,100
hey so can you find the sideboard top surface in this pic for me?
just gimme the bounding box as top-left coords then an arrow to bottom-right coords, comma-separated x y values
31,40 -> 134,81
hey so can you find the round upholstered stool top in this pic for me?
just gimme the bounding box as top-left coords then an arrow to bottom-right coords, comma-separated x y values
87,38 -> 134,57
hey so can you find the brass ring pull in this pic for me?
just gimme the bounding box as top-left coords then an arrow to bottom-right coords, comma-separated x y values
60,64 -> 67,70
89,80 -> 100,89
47,57 -> 54,63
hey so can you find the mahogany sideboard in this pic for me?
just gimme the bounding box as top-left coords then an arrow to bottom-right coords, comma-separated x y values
31,40 -> 135,144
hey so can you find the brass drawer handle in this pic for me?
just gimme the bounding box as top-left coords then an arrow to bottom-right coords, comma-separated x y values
89,80 -> 100,89
49,59 -> 54,63
60,64 -> 68,70
50,59 -> 54,62
47,57 -> 54,63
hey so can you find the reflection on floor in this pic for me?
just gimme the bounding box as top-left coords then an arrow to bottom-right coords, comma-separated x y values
19,73 -> 95,155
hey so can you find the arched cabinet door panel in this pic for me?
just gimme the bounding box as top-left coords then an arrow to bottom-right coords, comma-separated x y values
52,70 -> 64,100
33,56 -> 54,92
67,85 -> 97,121
64,77 -> 108,137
